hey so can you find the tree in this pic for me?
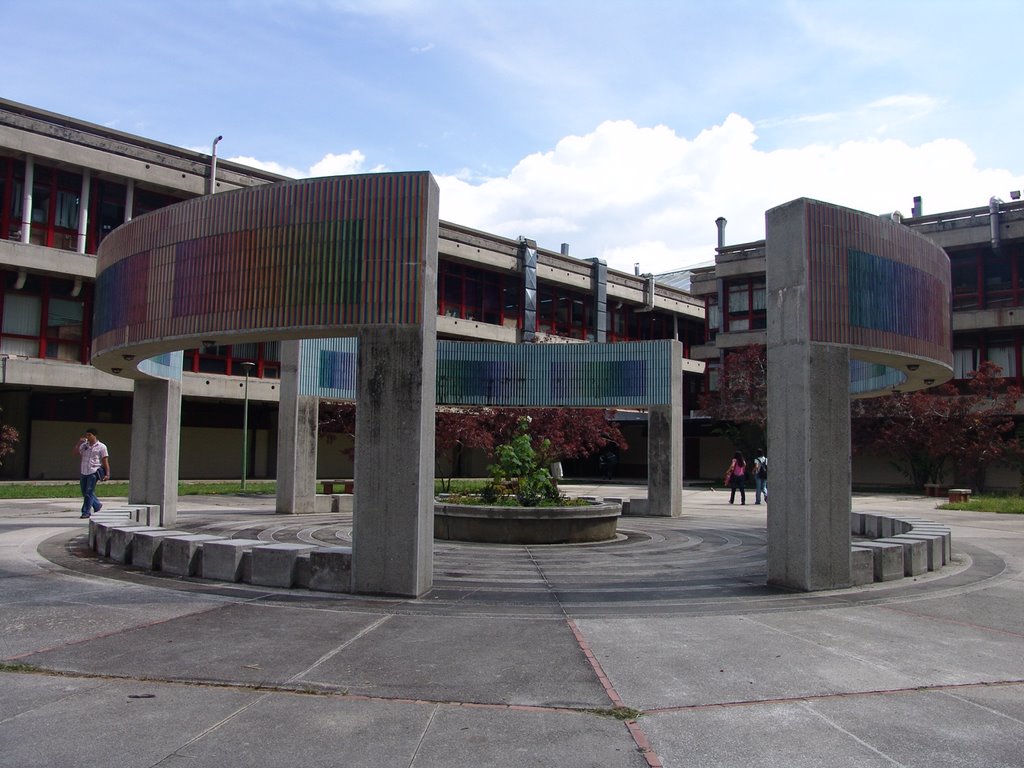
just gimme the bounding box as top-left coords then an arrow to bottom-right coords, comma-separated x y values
435,407 -> 494,492
0,407 -> 17,466
699,344 -> 767,457
481,408 -> 627,467
851,361 -> 1021,491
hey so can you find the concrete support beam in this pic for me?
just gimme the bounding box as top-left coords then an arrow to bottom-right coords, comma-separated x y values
275,340 -> 318,515
766,200 -> 852,591
646,340 -> 684,517
128,378 -> 182,525
351,326 -> 436,597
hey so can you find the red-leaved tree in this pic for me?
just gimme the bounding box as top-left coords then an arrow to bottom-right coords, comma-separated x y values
851,361 -> 1021,491
698,344 -> 767,458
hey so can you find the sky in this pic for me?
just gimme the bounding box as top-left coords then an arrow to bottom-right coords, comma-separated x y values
5,0 -> 1023,274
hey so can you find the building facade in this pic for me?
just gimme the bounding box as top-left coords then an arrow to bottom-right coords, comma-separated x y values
0,99 -> 706,481
688,199 -> 1024,488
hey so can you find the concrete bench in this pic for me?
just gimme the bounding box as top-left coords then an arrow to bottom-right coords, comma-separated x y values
308,547 -> 353,593
874,537 -> 929,576
850,546 -> 875,585
130,529 -> 190,570
854,540 -> 905,581
107,525 -> 164,563
250,543 -> 317,588
320,480 -> 353,494
161,534 -> 225,576
201,538 -> 265,582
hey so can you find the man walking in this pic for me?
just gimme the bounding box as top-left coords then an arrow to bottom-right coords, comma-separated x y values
74,427 -> 110,519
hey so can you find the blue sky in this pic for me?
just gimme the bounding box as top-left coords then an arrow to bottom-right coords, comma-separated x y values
5,0 -> 1023,273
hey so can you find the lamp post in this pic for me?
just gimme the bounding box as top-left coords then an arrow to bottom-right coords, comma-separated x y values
240,361 -> 256,490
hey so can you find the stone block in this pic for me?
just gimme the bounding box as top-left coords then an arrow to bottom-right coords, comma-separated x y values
91,521 -> 127,556
131,505 -> 163,526
897,533 -> 945,570
108,525 -> 160,563
862,514 -> 884,539
625,498 -> 648,516
250,543 -> 317,588
161,534 -> 224,576
855,540 -> 905,581
201,539 -> 264,582
905,526 -> 951,564
294,552 -> 311,588
880,517 -> 900,538
309,547 -> 353,593
850,546 -> 874,585
876,536 -> 928,576
330,494 -> 353,514
314,495 -> 332,514
130,530 -> 189,569
849,512 -> 865,536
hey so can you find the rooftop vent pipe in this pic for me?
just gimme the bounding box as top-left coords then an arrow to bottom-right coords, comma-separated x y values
560,243 -> 570,256
911,196 -> 922,217
990,197 -> 1003,254
715,217 -> 727,249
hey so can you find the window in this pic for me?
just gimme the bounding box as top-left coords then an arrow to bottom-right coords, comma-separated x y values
705,295 -> 719,342
723,278 -> 766,332
438,261 -> 517,327
0,271 -> 91,362
950,252 -> 980,310
953,348 -> 978,379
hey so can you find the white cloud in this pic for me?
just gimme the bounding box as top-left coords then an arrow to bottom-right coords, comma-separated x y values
432,115 -> 1023,274
231,113 -> 1023,277
227,150 -> 385,179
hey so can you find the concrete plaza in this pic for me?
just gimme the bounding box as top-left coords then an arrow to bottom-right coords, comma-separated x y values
2,486 -> 1023,767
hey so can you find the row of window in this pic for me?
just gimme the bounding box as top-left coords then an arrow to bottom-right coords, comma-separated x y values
951,245 -> 1024,310
438,261 -> 699,346
0,156 -> 185,253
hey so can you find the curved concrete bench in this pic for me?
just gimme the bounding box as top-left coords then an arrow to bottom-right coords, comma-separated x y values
434,501 -> 621,544
850,512 -> 952,585
87,521 -> 352,593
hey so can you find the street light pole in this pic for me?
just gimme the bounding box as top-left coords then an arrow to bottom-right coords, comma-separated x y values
240,361 -> 256,490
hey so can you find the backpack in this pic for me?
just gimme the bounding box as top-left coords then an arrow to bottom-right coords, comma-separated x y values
757,458 -> 767,480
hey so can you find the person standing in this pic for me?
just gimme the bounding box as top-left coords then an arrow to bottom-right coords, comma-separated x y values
74,427 -> 110,519
725,451 -> 747,505
753,449 -> 768,505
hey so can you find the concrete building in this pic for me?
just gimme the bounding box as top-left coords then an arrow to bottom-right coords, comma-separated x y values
0,98 -> 705,482
689,199 -> 1024,489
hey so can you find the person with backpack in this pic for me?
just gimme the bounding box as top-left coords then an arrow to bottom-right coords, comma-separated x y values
753,449 -> 768,505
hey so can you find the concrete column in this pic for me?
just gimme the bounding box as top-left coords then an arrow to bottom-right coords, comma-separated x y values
128,378 -> 182,526
275,340 -> 318,514
765,200 -> 852,591
20,156 -> 33,244
76,169 -> 91,254
351,325 -> 437,597
646,341 -> 684,517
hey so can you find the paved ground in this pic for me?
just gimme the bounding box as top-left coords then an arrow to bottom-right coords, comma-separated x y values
2,485 -> 1023,767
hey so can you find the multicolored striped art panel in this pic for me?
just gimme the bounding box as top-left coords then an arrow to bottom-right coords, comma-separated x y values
803,200 -> 952,365
93,173 -> 436,361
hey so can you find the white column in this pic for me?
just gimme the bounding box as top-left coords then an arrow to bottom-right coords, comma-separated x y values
20,156 -> 33,244
76,169 -> 91,253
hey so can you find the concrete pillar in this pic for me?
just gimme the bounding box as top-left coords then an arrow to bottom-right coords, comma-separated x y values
20,156 -> 33,244
128,378 -> 182,526
76,169 -> 91,254
765,200 -> 852,591
646,340 -> 684,517
351,325 -> 436,597
275,340 -> 318,514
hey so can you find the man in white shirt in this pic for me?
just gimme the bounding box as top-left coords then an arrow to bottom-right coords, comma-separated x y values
74,427 -> 110,519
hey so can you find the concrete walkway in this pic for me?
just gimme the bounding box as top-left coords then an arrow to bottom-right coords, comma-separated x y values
2,487 -> 1023,767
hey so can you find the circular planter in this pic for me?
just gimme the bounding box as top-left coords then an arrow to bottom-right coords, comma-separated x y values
434,500 -> 621,544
